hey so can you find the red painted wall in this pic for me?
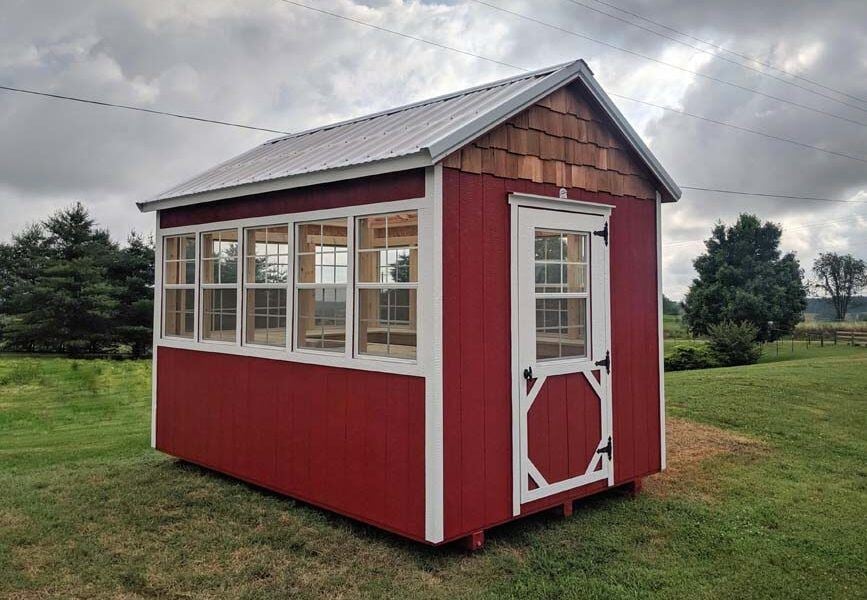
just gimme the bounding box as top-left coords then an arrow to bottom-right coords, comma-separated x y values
157,348 -> 427,540
441,168 -> 661,540
160,169 -> 426,228
155,170 -> 429,540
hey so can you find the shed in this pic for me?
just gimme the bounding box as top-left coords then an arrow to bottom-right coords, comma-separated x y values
138,59 -> 680,548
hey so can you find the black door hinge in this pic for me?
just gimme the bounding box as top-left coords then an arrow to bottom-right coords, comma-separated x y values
594,350 -> 611,374
597,436 -> 613,460
523,366 -> 534,381
593,221 -> 609,246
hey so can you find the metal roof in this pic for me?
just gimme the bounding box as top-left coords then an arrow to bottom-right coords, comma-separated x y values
141,60 -> 680,211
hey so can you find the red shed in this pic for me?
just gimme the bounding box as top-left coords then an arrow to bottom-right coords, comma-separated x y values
138,59 -> 681,547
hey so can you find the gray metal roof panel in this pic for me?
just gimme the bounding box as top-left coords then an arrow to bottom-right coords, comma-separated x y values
143,59 -> 680,208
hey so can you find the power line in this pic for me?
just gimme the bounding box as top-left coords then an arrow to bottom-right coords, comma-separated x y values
277,0 -> 521,71
679,187 -> 867,203
587,0 -> 867,107
0,85 -> 291,135
468,0 -> 867,128
609,94 -> 867,164
560,0 -> 867,114
275,0 -> 867,164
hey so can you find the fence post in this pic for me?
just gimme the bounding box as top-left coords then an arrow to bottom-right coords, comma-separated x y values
820,331 -> 824,347
853,331 -> 856,346
834,330 -> 837,345
791,333 -> 795,353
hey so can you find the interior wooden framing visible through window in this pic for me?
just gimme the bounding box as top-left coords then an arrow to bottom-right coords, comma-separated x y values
153,195 -> 433,378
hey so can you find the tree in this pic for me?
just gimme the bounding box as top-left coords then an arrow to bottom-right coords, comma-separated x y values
812,252 -> 867,321
662,294 -> 681,316
683,214 -> 807,341
110,232 -> 155,356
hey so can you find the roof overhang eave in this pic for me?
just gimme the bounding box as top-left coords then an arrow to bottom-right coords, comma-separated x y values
137,151 -> 433,213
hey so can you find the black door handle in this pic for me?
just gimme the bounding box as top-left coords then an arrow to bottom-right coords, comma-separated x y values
523,366 -> 534,380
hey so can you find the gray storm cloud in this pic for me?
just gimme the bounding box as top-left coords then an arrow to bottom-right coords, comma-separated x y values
1,0 -> 865,297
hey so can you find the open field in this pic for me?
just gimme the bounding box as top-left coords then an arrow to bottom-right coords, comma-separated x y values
1,352 -> 865,599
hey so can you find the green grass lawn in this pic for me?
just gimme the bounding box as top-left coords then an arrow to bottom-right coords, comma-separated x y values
1,352 -> 865,599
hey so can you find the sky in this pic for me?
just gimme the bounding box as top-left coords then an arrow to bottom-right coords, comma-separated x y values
2,0 -> 866,299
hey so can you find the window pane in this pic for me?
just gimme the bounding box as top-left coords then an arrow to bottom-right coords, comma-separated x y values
534,230 -> 588,294
296,287 -> 346,351
245,289 -> 287,347
297,219 -> 348,284
201,288 -> 237,342
357,211 -> 418,283
163,289 -> 194,338
201,230 -> 239,284
535,297 -> 587,360
357,288 -> 417,359
163,235 -> 196,285
246,226 -> 289,284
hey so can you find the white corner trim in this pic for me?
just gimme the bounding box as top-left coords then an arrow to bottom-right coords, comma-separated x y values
151,211 -> 162,449
656,191 -> 667,470
509,199 -> 521,516
425,165 -> 445,543
508,192 -> 614,215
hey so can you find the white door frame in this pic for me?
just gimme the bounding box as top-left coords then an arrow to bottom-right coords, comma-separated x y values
509,193 -> 614,514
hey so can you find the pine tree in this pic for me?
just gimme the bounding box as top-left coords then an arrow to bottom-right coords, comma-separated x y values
683,214 -> 807,341
110,232 -> 155,356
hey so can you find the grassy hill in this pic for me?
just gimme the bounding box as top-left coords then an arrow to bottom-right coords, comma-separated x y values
1,352 -> 865,598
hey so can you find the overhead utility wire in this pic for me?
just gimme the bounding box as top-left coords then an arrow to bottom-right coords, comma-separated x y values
560,0 -> 867,113
587,0 -> 867,106
468,0 -> 867,128
678,187 -> 867,203
0,85 -> 291,135
608,95 -> 867,164
276,0 -> 866,164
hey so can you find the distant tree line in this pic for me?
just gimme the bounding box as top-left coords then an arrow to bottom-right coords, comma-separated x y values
0,203 -> 153,356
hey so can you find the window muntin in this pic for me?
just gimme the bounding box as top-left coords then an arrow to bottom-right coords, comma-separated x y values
162,234 -> 196,338
201,229 -> 239,342
295,218 -> 349,352
356,212 -> 418,359
244,226 -> 289,347
534,229 -> 589,361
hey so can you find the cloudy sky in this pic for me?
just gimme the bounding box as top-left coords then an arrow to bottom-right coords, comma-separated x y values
2,0 -> 866,298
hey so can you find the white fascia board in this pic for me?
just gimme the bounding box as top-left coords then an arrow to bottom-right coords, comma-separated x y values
137,152 -> 432,213
575,71 -> 682,202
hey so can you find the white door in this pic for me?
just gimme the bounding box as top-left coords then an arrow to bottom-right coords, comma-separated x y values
512,202 -> 613,508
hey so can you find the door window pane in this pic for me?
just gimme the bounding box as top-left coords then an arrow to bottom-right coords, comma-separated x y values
357,288 -> 417,359
296,287 -> 346,351
535,297 -> 587,360
164,289 -> 194,338
245,289 -> 287,347
534,230 -> 588,294
201,288 -> 238,342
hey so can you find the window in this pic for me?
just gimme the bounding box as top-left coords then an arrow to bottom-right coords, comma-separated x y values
244,226 -> 289,347
295,218 -> 349,351
356,212 -> 418,359
200,229 -> 239,342
163,234 -> 196,338
534,229 -> 588,360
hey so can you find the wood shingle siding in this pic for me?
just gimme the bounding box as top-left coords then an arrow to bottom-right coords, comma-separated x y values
441,85 -> 657,200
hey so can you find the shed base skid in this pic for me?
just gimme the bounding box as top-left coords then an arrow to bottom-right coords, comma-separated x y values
621,478 -> 644,498
461,531 -> 486,552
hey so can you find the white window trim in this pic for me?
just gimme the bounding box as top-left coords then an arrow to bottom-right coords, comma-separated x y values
242,224 -> 291,351
199,227 -> 242,346
354,211 -> 421,363
155,196 -> 431,378
293,216 -> 354,359
161,234 -> 198,341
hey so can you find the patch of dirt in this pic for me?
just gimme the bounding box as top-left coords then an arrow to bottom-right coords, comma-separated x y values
644,418 -> 768,501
